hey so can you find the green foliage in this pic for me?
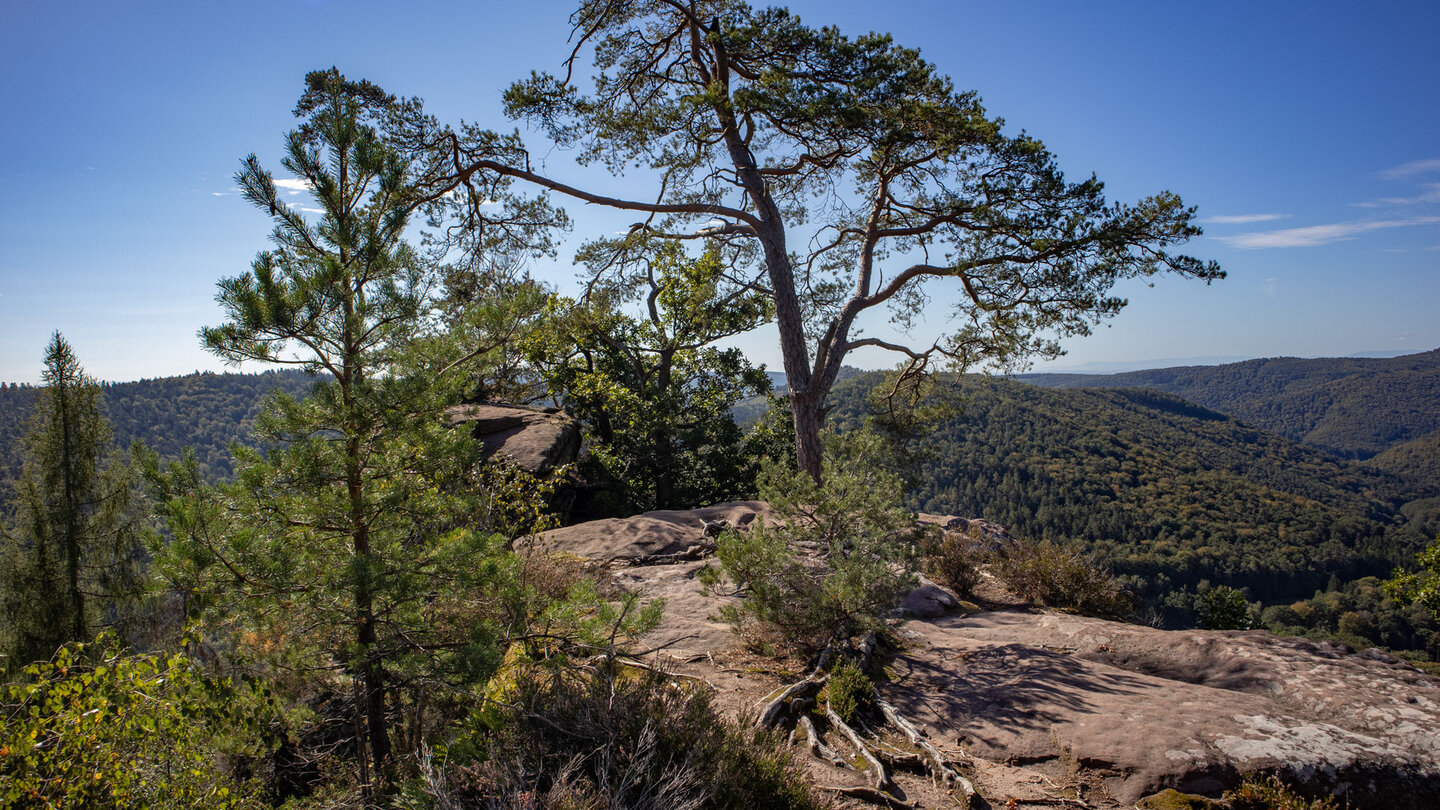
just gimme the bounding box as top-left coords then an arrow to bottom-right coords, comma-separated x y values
531,241 -> 771,514
0,634 -> 270,808
425,667 -> 825,810
1385,536 -> 1440,619
1257,576 -> 1437,665
826,372 -> 1424,615
989,538 -> 1134,619
1,333 -> 141,668
1197,585 -> 1253,630
822,658 -> 874,725
1223,772 -> 1339,810
708,431 -> 919,654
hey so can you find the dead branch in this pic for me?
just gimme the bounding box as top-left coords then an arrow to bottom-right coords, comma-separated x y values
755,671 -> 828,728
798,713 -> 852,770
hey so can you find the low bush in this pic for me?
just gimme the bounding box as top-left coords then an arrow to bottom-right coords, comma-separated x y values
821,658 -> 874,725
0,635 -> 271,808
920,526 -> 986,596
704,431 -> 919,656
1224,772 -> 1339,810
990,538 -> 1133,619
422,665 -> 826,810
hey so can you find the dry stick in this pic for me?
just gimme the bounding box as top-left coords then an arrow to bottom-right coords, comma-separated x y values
798,713 -> 852,770
878,699 -> 977,804
826,705 -> 890,792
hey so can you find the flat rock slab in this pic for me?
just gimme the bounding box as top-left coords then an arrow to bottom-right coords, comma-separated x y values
533,501 -> 770,565
530,505 -> 1440,807
893,611 -> 1440,805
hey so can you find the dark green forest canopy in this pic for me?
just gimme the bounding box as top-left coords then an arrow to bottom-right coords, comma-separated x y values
827,372 -> 1436,606
0,370 -> 318,486
1019,349 -> 1440,461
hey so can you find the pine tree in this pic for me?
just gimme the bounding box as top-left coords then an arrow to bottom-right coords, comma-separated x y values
1,332 -> 138,669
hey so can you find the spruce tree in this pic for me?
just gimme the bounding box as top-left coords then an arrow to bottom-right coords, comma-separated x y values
1,332 -> 137,669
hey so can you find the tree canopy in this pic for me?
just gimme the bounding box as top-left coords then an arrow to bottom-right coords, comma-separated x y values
391,0 -> 1222,477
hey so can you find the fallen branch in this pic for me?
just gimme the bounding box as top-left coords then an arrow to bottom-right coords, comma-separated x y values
625,541 -> 716,566
827,705 -> 889,791
878,699 -> 977,805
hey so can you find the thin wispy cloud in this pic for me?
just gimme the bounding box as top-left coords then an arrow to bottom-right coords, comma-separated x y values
1214,216 -> 1440,249
273,177 -> 313,195
1352,182 -> 1440,208
1201,213 -> 1289,225
1380,158 -> 1440,179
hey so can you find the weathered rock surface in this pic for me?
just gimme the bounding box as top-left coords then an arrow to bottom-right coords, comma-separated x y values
444,403 -> 579,474
538,504 -> 1440,808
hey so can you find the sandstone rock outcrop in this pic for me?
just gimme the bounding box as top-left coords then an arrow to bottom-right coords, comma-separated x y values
444,403 -> 580,475
537,504 -> 1440,808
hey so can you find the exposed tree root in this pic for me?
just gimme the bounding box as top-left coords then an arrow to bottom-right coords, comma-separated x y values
756,669 -> 828,728
827,705 -> 889,791
625,540 -> 716,566
819,785 -> 916,808
878,699 -> 977,806
798,713 -> 852,770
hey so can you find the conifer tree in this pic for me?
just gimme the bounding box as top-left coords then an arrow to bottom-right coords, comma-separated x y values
1,332 -> 138,668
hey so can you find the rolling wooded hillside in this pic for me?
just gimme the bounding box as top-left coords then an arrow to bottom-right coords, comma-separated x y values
0,370 -> 319,486
827,372 -> 1436,609
1017,349 -> 1440,460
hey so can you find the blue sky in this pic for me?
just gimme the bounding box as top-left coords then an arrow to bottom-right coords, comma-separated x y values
2,0 -> 1437,382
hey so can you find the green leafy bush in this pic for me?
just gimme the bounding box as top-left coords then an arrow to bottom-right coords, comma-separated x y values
1198,585 -> 1253,630
822,659 -> 874,725
0,635 -> 269,808
706,431 -> 919,655
990,538 -> 1133,619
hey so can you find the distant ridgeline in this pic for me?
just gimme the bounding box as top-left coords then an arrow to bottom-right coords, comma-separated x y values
0,369 -> 320,486
1018,349 -> 1440,464
826,360 -> 1440,614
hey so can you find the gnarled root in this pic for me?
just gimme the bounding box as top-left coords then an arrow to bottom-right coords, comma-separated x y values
798,713 -> 852,770
819,785 -> 916,809
878,699 -> 977,806
827,705 -> 889,791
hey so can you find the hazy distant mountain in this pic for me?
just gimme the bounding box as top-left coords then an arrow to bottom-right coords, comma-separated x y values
1016,349 -> 1440,459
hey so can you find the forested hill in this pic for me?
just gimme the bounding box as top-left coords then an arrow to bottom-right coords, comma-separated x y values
0,369 -> 318,484
1016,349 -> 1440,460
827,372 -> 1436,608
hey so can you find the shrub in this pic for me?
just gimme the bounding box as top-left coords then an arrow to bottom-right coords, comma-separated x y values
920,526 -> 985,596
990,538 -> 1133,619
1198,585 -> 1253,630
423,666 -> 826,810
0,635 -> 270,808
822,658 -> 874,725
1224,773 -> 1338,810
705,431 -> 919,655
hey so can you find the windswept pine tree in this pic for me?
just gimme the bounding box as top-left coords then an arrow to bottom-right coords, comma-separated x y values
1,333 -> 139,669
